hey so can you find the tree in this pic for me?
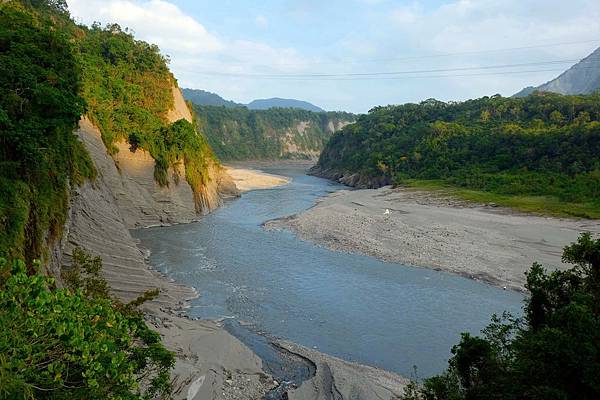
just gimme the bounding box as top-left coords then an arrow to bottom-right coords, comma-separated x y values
0,252 -> 174,399
409,233 -> 600,400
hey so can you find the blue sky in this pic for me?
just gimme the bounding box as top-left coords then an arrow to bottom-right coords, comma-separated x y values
69,0 -> 600,113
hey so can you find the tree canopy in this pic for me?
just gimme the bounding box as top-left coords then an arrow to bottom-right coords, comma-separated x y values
317,93 -> 600,217
0,251 -> 174,399
0,1 -> 95,261
405,233 -> 600,400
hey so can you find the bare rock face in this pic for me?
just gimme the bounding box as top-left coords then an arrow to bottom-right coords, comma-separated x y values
52,85 -> 239,290
77,86 -> 238,229
110,137 -> 199,227
167,85 -> 194,122
58,118 -> 194,303
326,119 -> 352,133
114,86 -> 238,227
514,46 -> 600,97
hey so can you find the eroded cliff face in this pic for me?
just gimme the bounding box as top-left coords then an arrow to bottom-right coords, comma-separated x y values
326,119 -> 352,134
308,165 -> 393,189
281,119 -> 353,159
108,86 -> 238,228
54,85 -> 238,293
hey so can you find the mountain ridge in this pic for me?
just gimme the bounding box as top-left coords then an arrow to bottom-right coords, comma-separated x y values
514,46 -> 600,97
247,97 -> 325,112
183,88 -> 327,112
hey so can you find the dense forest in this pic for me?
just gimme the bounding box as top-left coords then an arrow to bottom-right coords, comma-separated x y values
0,1 -> 95,262
194,104 -> 354,160
404,232 -> 600,400
316,93 -> 600,217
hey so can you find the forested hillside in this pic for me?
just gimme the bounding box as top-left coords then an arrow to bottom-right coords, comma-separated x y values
404,233 -> 600,400
76,22 -> 221,211
0,0 -> 225,261
315,93 -> 600,217
0,2 -> 179,398
0,1 -> 95,262
194,104 -> 354,160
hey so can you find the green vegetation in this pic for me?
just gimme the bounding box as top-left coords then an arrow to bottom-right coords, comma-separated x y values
403,233 -> 600,400
77,22 -> 174,153
0,4 -> 191,397
0,0 -> 223,260
403,179 -> 600,219
75,20 -> 219,204
152,119 -> 216,212
0,2 -> 95,262
317,94 -> 600,218
0,250 -> 174,399
194,104 -> 354,160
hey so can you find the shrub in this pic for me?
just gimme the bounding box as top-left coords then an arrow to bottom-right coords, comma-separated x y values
0,252 -> 174,399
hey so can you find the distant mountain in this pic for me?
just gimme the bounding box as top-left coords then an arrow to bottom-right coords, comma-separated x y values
181,88 -> 243,108
247,97 -> 325,112
182,89 -> 327,112
514,47 -> 600,97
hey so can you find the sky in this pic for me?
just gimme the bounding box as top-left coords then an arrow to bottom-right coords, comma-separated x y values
68,0 -> 600,113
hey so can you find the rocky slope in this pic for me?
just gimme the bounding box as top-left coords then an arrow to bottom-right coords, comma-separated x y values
308,165 -> 393,189
514,46 -> 600,96
55,85 -> 239,294
110,87 -> 238,228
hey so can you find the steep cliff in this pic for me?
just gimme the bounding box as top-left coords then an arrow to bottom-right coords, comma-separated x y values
193,104 -> 354,160
105,86 -> 238,228
2,3 -> 266,399
56,85 -> 238,297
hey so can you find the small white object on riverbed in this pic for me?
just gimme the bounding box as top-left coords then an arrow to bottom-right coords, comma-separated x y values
384,209 -> 391,215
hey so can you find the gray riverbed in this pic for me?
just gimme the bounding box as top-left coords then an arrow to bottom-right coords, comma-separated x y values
133,167 -> 523,378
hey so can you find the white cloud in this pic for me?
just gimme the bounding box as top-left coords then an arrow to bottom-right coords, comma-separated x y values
69,0 -> 222,56
68,0 -> 600,112
372,0 -> 600,102
388,0 -> 600,57
390,3 -> 421,25
68,0 -> 312,104
255,15 -> 269,28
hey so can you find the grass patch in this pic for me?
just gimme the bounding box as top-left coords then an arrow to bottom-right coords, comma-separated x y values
403,179 -> 600,219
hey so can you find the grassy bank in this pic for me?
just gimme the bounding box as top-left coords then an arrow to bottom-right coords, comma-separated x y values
403,179 -> 600,219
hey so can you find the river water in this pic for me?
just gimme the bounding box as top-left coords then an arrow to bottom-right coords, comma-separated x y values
133,167 -> 523,378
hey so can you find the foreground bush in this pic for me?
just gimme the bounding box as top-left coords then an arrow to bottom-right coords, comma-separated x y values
404,233 -> 600,400
0,251 -> 173,399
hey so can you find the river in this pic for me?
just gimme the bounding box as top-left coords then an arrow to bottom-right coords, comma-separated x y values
133,167 -> 523,378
